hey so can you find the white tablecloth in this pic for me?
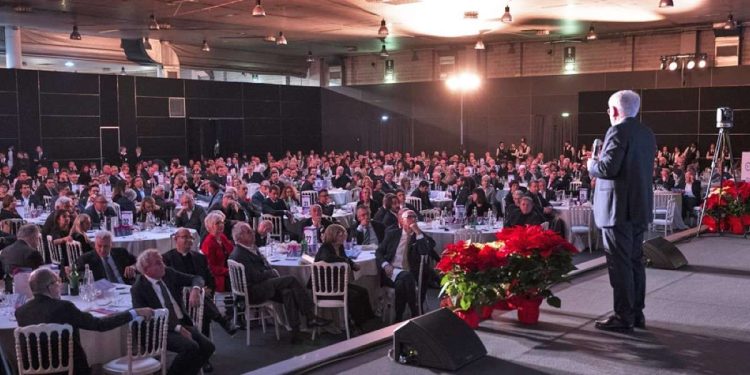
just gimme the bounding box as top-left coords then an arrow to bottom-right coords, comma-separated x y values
553,203 -> 599,250
327,189 -> 351,207
418,223 -> 501,254
0,284 -> 132,372
87,227 -> 197,257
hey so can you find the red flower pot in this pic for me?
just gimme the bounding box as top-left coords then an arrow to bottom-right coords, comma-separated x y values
454,309 -> 480,329
516,296 -> 543,325
479,306 -> 493,320
727,216 -> 745,235
493,299 -> 515,311
741,214 -> 750,226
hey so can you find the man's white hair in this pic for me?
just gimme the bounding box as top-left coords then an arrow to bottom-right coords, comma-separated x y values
609,90 -> 641,118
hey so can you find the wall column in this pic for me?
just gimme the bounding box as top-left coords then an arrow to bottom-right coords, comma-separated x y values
5,26 -> 22,69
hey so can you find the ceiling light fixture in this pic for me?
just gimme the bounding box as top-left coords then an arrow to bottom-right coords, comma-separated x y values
202,39 -> 210,52
659,0 -> 674,8
668,59 -> 679,71
659,56 -> 667,70
586,25 -> 597,40
501,5 -> 512,23
306,50 -> 314,63
378,19 -> 389,37
276,31 -> 287,45
724,14 -> 737,30
64,61 -> 75,67
144,37 -> 152,50
698,54 -> 707,68
380,44 -> 389,57
252,0 -> 266,17
474,37 -> 485,50
69,25 -> 81,40
149,14 -> 160,30
685,58 -> 696,70
121,67 -> 127,75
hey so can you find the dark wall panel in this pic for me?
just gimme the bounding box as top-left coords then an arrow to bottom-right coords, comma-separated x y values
0,115 -> 19,138
118,76 -> 137,148
641,88 -> 699,111
136,137 -> 185,158
243,83 -> 279,100
136,77 -> 184,97
39,94 -> 99,116
43,138 -> 100,160
100,75 -> 118,125
0,92 -> 18,115
136,118 -> 186,137
41,117 -> 100,138
136,97 -> 170,117
186,80 -> 242,99
39,71 -> 99,94
244,119 -> 281,136
186,99 -> 243,118
244,101 -> 281,118
641,112 -> 700,134
16,70 -> 41,151
0,69 -> 16,92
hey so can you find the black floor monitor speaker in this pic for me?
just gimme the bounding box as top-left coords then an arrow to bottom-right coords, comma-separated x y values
392,308 -> 487,371
643,237 -> 688,269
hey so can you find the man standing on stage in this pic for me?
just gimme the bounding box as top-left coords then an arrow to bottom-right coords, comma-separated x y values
587,90 -> 656,333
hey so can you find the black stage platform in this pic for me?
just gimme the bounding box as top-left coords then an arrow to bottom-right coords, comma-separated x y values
249,235 -> 750,375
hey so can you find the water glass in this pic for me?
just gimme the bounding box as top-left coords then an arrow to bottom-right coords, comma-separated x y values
284,234 -> 291,243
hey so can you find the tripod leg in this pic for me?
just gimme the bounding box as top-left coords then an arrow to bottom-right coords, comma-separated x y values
697,129 -> 726,237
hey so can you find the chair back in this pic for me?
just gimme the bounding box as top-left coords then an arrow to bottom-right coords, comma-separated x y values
42,196 -> 53,208
405,196 -> 422,212
260,214 -> 283,241
46,235 -> 64,266
540,221 -> 550,230
569,181 -> 582,192
110,202 -> 121,218
35,232 -> 47,264
569,205 -> 592,227
227,259 -> 248,302
65,241 -> 83,268
321,215 -> 333,223
182,287 -> 205,329
420,209 -> 439,221
300,190 -> 318,206
454,228 -> 483,243
1,218 -> 26,235
663,196 -> 676,223
14,323 -> 73,375
310,262 -> 349,302
349,187 -> 361,203
653,191 -> 672,211
125,309 -> 169,375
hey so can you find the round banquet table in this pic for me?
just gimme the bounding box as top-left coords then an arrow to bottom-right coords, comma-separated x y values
327,188 -> 352,207
418,222 -> 501,254
263,245 -> 381,310
553,202 -> 599,250
429,198 -> 453,211
655,191 -> 688,230
86,227 -> 198,257
0,283 -> 133,374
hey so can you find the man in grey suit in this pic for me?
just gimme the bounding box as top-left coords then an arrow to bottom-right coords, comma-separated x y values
588,90 -> 656,333
0,224 -> 43,276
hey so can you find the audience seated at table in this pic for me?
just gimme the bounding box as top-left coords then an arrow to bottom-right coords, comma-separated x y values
131,249 -> 215,375
375,209 -> 438,322
410,181 -> 433,211
135,196 -> 165,224
0,224 -> 43,276
42,196 -> 75,237
175,193 -> 207,234
69,213 -> 94,253
349,206 -> 384,246
316,189 -> 335,216
76,230 -> 137,284
228,222 -> 331,344
84,194 -> 116,229
116,188 -> 138,213
209,187 -> 248,239
315,224 -> 376,332
395,190 -> 423,221
298,204 -> 333,243
505,195 -> 545,227
465,188 -> 492,218
0,195 -> 21,220
16,268 -> 154,375
200,211 -> 233,293
374,193 -> 399,230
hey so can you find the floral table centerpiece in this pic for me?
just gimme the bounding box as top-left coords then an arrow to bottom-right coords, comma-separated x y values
702,180 -> 750,234
436,225 -> 578,327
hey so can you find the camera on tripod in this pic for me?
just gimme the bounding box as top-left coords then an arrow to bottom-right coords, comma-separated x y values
716,107 -> 733,129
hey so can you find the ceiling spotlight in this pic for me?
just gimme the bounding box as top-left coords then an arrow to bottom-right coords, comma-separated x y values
659,57 -> 667,70
668,59 -> 679,71
378,19 -> 389,37
149,14 -> 160,30
69,25 -> 81,40
698,54 -> 708,68
120,67 -> 126,75
659,0 -> 674,7
501,5 -> 512,23
586,25 -> 597,40
724,14 -> 737,30
252,0 -> 266,17
144,37 -> 152,50
474,38 -> 485,50
380,44 -> 389,57
64,61 -> 75,67
276,31 -> 287,45
306,50 -> 314,63
202,39 -> 210,52
686,58 -> 696,70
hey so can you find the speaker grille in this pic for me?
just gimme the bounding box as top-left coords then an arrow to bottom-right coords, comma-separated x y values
169,97 -> 185,118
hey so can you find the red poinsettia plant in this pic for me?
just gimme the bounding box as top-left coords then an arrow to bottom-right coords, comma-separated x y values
436,225 -> 579,319
702,180 -> 750,234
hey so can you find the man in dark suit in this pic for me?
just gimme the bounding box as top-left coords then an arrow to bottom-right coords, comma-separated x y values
84,194 -> 117,229
131,249 -> 215,375
316,189 -> 335,216
410,181 -> 434,211
162,228 -> 237,372
75,230 -> 137,284
0,224 -> 43,275
588,90 -> 656,333
30,177 -> 58,209
16,268 -> 154,375
228,223 -> 330,343
250,181 -> 270,211
298,204 -> 333,243
175,194 -> 207,234
681,170 -> 702,220
375,209 -> 438,322
349,206 -> 385,246
374,193 -> 399,229
505,195 -> 545,227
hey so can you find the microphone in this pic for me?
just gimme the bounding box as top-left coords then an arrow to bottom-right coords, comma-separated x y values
592,138 -> 603,160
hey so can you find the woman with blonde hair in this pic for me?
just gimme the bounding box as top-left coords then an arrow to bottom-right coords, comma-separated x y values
70,213 -> 94,253
281,185 -> 300,208
314,224 -> 375,332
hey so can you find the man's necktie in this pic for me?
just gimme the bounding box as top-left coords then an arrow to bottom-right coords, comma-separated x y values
102,257 -> 119,283
157,280 -> 179,324
363,225 -> 371,244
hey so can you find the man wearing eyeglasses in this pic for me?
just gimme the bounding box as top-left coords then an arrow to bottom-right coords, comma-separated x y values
375,209 -> 437,322
16,268 -> 153,375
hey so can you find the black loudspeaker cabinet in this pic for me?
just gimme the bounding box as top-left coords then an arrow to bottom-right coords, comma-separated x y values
643,237 -> 689,269
392,308 -> 487,371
